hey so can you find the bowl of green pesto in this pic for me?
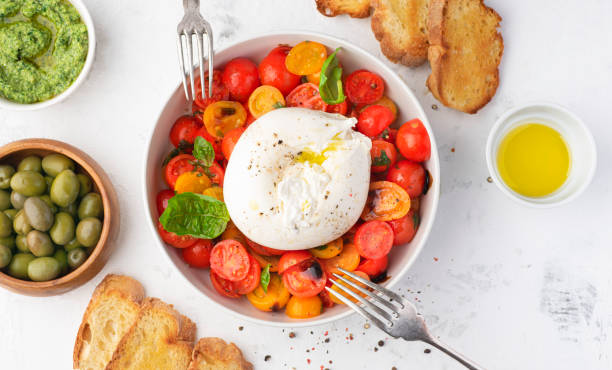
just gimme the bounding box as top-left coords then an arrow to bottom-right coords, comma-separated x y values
0,0 -> 95,110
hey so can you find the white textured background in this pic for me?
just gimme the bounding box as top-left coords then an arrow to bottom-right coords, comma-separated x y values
1,1 -> 611,369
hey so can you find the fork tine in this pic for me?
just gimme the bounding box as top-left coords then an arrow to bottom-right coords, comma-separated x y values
338,268 -> 407,307
176,34 -> 190,101
203,22 -> 214,98
325,287 -> 389,329
195,32 -> 205,101
332,273 -> 398,313
184,31 -> 196,100
329,278 -> 395,322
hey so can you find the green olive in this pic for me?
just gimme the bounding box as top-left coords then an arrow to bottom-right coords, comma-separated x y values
3,208 -> 17,221
50,169 -> 79,207
77,174 -> 92,197
26,230 -> 54,257
42,154 -> 75,177
76,217 -> 102,247
49,212 -> 75,246
15,235 -> 29,252
67,247 -> 87,269
0,165 -> 15,189
10,191 -> 27,209
60,202 -> 78,218
39,195 -> 58,213
13,209 -> 32,235
23,197 -> 54,232
10,171 -> 46,196
7,253 -> 34,280
27,257 -> 60,281
78,193 -> 103,220
64,237 -> 82,252
0,235 -> 15,250
53,248 -> 68,275
0,189 -> 10,211
0,244 -> 12,268
0,211 -> 12,238
17,155 -> 42,173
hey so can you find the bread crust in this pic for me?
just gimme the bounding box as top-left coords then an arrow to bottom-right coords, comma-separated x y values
316,0 -> 371,18
188,338 -> 253,370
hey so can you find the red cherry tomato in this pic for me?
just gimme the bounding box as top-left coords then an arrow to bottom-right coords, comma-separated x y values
356,105 -> 394,137
236,255 -> 261,295
375,127 -> 398,144
156,189 -> 175,216
282,259 -> 327,298
356,255 -> 388,278
370,140 -> 397,173
221,127 -> 245,160
210,270 -> 241,298
278,250 -> 312,273
354,220 -> 394,259
157,221 -> 197,249
345,70 -> 384,105
319,289 -> 335,308
245,238 -> 285,256
326,100 -> 348,115
210,240 -> 251,281
164,154 -> 199,189
386,160 -> 425,198
222,58 -> 261,103
396,118 -> 431,162
286,83 -> 328,111
169,115 -> 202,147
205,162 -> 224,186
258,45 -> 301,96
388,211 -> 419,246
181,239 -> 214,268
194,70 -> 230,111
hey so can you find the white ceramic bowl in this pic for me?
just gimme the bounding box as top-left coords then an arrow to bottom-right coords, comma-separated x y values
0,0 -> 96,111
486,102 -> 597,207
143,31 -> 440,327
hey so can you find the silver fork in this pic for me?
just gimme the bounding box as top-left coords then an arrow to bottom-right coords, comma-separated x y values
327,268 -> 484,370
176,0 -> 213,102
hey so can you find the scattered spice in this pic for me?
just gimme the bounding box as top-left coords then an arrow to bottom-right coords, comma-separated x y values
310,331 -> 314,335
378,340 -> 385,347
364,323 -> 370,329
433,257 -> 439,261
432,104 -> 438,110
349,333 -> 354,340
264,355 -> 271,361
392,367 -> 398,370
289,332 -> 296,338
324,338 -> 330,343
307,359 -> 311,364
238,326 -> 244,331
324,330 -> 329,336
374,347 -> 379,352
451,147 -> 455,152
424,348 -> 431,354
487,176 -> 493,183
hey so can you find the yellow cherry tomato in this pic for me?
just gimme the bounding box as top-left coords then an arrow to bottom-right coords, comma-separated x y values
203,101 -> 247,139
247,85 -> 285,118
306,71 -> 321,85
285,295 -> 323,319
174,171 -> 211,194
310,238 -> 343,259
285,41 -> 328,76
247,273 -> 291,312
330,271 -> 370,305
250,251 -> 280,272
361,181 -> 411,222
202,186 -> 224,202
221,221 -> 247,246
361,96 -> 398,121
321,242 -> 360,275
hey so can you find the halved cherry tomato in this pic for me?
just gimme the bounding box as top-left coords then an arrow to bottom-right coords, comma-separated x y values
345,69 -> 384,105
361,181 -> 411,222
157,221 -> 196,249
222,58 -> 261,103
285,41 -> 328,75
194,70 -> 230,111
282,258 -> 327,298
156,189 -> 174,216
181,239 -> 214,268
236,255 -> 261,294
286,295 -> 322,319
396,118 -> 431,162
321,242 -> 360,275
174,171 -> 211,194
326,100 -> 348,115
164,154 -> 199,189
210,240 -> 250,281
286,83 -> 328,111
310,238 -> 343,259
357,105 -> 394,137
247,273 -> 290,311
374,127 -> 398,144
249,250 -> 280,272
221,127 -> 245,160
258,45 -> 301,95
330,270 -> 370,305
356,255 -> 388,278
203,101 -> 246,139
247,85 -> 285,118
388,211 -> 419,245
278,250 -> 312,273
170,115 -> 202,147
386,160 -> 425,198
202,186 -> 224,202
220,221 -> 247,246
354,220 -> 394,259
246,238 -> 285,256
361,96 -> 398,121
210,270 -> 240,298
371,140 -> 397,173
207,162 -> 225,186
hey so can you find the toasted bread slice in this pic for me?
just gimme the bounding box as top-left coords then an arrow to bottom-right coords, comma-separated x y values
316,0 -> 371,18
188,338 -> 253,370
73,274 -> 145,370
106,298 -> 197,370
426,0 -> 503,113
371,0 -> 430,67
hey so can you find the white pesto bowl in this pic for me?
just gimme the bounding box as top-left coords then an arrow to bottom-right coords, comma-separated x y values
0,0 -> 96,111
143,32 -> 440,327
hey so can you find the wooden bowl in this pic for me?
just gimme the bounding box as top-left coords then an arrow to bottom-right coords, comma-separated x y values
0,139 -> 119,296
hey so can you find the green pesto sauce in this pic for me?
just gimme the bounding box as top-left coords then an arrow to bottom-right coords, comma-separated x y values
0,0 -> 88,104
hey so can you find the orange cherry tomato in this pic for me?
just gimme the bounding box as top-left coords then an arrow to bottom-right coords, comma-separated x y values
310,238 -> 343,259
330,270 -> 370,305
221,127 -> 245,160
285,295 -> 323,319
203,101 -> 247,139
247,273 -> 290,312
285,41 -> 328,76
247,85 -> 285,118
249,250 -> 280,272
321,243 -> 360,275
174,171 -> 211,194
220,221 -> 247,246
371,140 -> 397,173
202,186 -> 224,202
306,71 -> 321,85
361,181 -> 411,222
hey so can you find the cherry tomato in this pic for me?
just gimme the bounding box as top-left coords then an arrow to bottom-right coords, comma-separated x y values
246,238 -> 285,256
354,220 -> 394,259
282,258 -> 327,298
374,127 -> 398,144
388,211 -> 419,246
210,270 -> 241,298
258,45 -> 301,95
221,127 -> 245,160
320,242 -> 360,275
250,250 -> 280,272
357,105 -> 394,137
285,295 -> 322,318
310,238 -> 343,259
203,101 -> 246,139
326,100 -> 348,115
286,83 -> 327,111
164,154 -> 198,189
157,221 -> 197,249
306,71 -> 321,85
202,186 -> 224,202
247,273 -> 291,311
319,289 -> 335,309
386,160 -> 425,198
156,189 -> 174,215
396,118 -> 431,162
235,254 -> 261,294
174,171 -> 211,194
222,58 -> 261,103
247,85 -> 285,118
361,181 -> 411,222
207,162 -> 225,186
361,96 -> 397,121
278,250 -> 312,273
194,70 -> 230,111
356,255 -> 388,278
285,41 -> 328,75
181,239 -> 214,268
370,140 -> 397,173
210,240 -> 251,281
221,221 -> 247,246
329,270 -> 370,305
169,115 -> 202,147
345,69 -> 384,105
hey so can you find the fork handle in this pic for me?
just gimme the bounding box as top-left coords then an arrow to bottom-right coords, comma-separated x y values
423,337 -> 485,370
183,0 -> 200,11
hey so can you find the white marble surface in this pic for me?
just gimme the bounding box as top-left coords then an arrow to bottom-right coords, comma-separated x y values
1,0 -> 611,369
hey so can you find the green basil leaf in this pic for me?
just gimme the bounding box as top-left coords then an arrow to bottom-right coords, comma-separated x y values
193,136 -> 215,167
319,48 -> 346,105
372,151 -> 391,166
159,192 -> 229,239
260,264 -> 271,293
